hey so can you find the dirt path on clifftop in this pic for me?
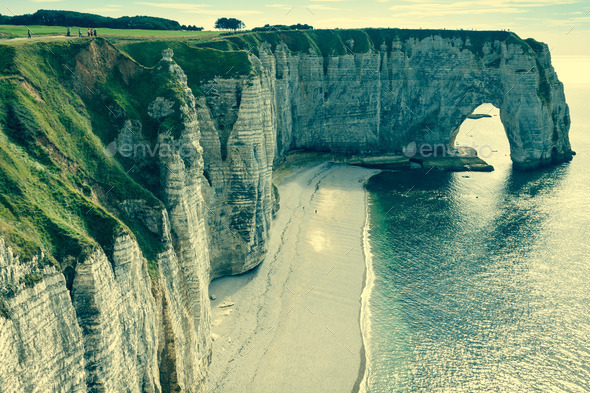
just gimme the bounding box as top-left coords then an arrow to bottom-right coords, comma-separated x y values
208,162 -> 379,393
0,35 -> 71,43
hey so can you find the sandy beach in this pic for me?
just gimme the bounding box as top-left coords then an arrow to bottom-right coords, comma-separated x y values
208,162 -> 379,393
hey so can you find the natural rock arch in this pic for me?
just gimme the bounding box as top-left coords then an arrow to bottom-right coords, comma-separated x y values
251,32 -> 573,170
439,66 -> 572,171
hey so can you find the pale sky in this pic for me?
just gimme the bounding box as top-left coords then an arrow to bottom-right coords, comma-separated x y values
1,0 -> 589,56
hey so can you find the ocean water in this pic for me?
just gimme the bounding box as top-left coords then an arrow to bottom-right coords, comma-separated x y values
361,83 -> 590,392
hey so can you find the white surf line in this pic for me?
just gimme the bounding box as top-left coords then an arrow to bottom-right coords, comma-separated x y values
358,184 -> 377,393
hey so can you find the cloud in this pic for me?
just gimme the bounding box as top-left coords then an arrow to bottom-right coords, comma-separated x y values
307,4 -> 340,10
136,2 -> 261,15
265,4 -> 293,10
389,4 -> 524,16
186,9 -> 263,15
86,9 -> 118,13
396,0 -> 577,2
502,0 -> 578,5
386,0 -> 580,17
135,2 -> 209,10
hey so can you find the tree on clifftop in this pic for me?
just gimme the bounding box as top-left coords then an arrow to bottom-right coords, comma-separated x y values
214,17 -> 245,31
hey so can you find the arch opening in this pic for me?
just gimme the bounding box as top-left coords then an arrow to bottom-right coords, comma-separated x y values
450,103 -> 511,169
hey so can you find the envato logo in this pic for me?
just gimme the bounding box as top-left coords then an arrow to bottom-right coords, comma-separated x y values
105,141 -> 198,159
402,141 -> 495,159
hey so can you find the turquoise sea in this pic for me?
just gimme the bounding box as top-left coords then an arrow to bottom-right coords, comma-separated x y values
361,79 -> 590,391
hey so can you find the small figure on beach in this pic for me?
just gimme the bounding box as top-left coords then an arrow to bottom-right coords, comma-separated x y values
27,28 -> 31,39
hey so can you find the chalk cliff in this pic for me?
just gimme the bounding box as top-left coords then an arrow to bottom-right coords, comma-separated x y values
212,29 -> 572,170
0,29 -> 572,392
0,40 -> 212,392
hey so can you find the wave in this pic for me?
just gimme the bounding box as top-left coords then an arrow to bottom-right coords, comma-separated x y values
358,187 -> 376,393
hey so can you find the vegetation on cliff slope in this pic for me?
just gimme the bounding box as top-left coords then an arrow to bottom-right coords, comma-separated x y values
117,40 -> 253,95
182,28 -> 535,58
0,38 -> 196,280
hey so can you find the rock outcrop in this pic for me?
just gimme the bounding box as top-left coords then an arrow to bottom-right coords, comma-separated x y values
153,53 -> 212,392
198,57 -> 276,278
0,238 -> 86,392
71,236 -> 159,392
0,29 -> 573,393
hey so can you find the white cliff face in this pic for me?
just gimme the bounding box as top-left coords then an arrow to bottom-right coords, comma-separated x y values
1,49 -> 214,393
152,55 -> 212,392
66,48 -> 214,393
199,55 -> 276,278
0,238 -> 86,393
248,37 -> 572,169
0,229 -> 208,393
71,235 -> 159,393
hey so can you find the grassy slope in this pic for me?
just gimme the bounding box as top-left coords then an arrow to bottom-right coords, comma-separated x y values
117,40 -> 253,95
0,38 -> 194,281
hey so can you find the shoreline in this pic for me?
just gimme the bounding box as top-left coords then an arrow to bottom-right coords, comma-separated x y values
208,162 -> 379,392
352,185 -> 375,393
355,185 -> 376,393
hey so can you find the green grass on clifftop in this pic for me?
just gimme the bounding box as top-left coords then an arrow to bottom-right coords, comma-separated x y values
0,24 -> 220,39
206,28 -> 535,58
117,40 -> 253,94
